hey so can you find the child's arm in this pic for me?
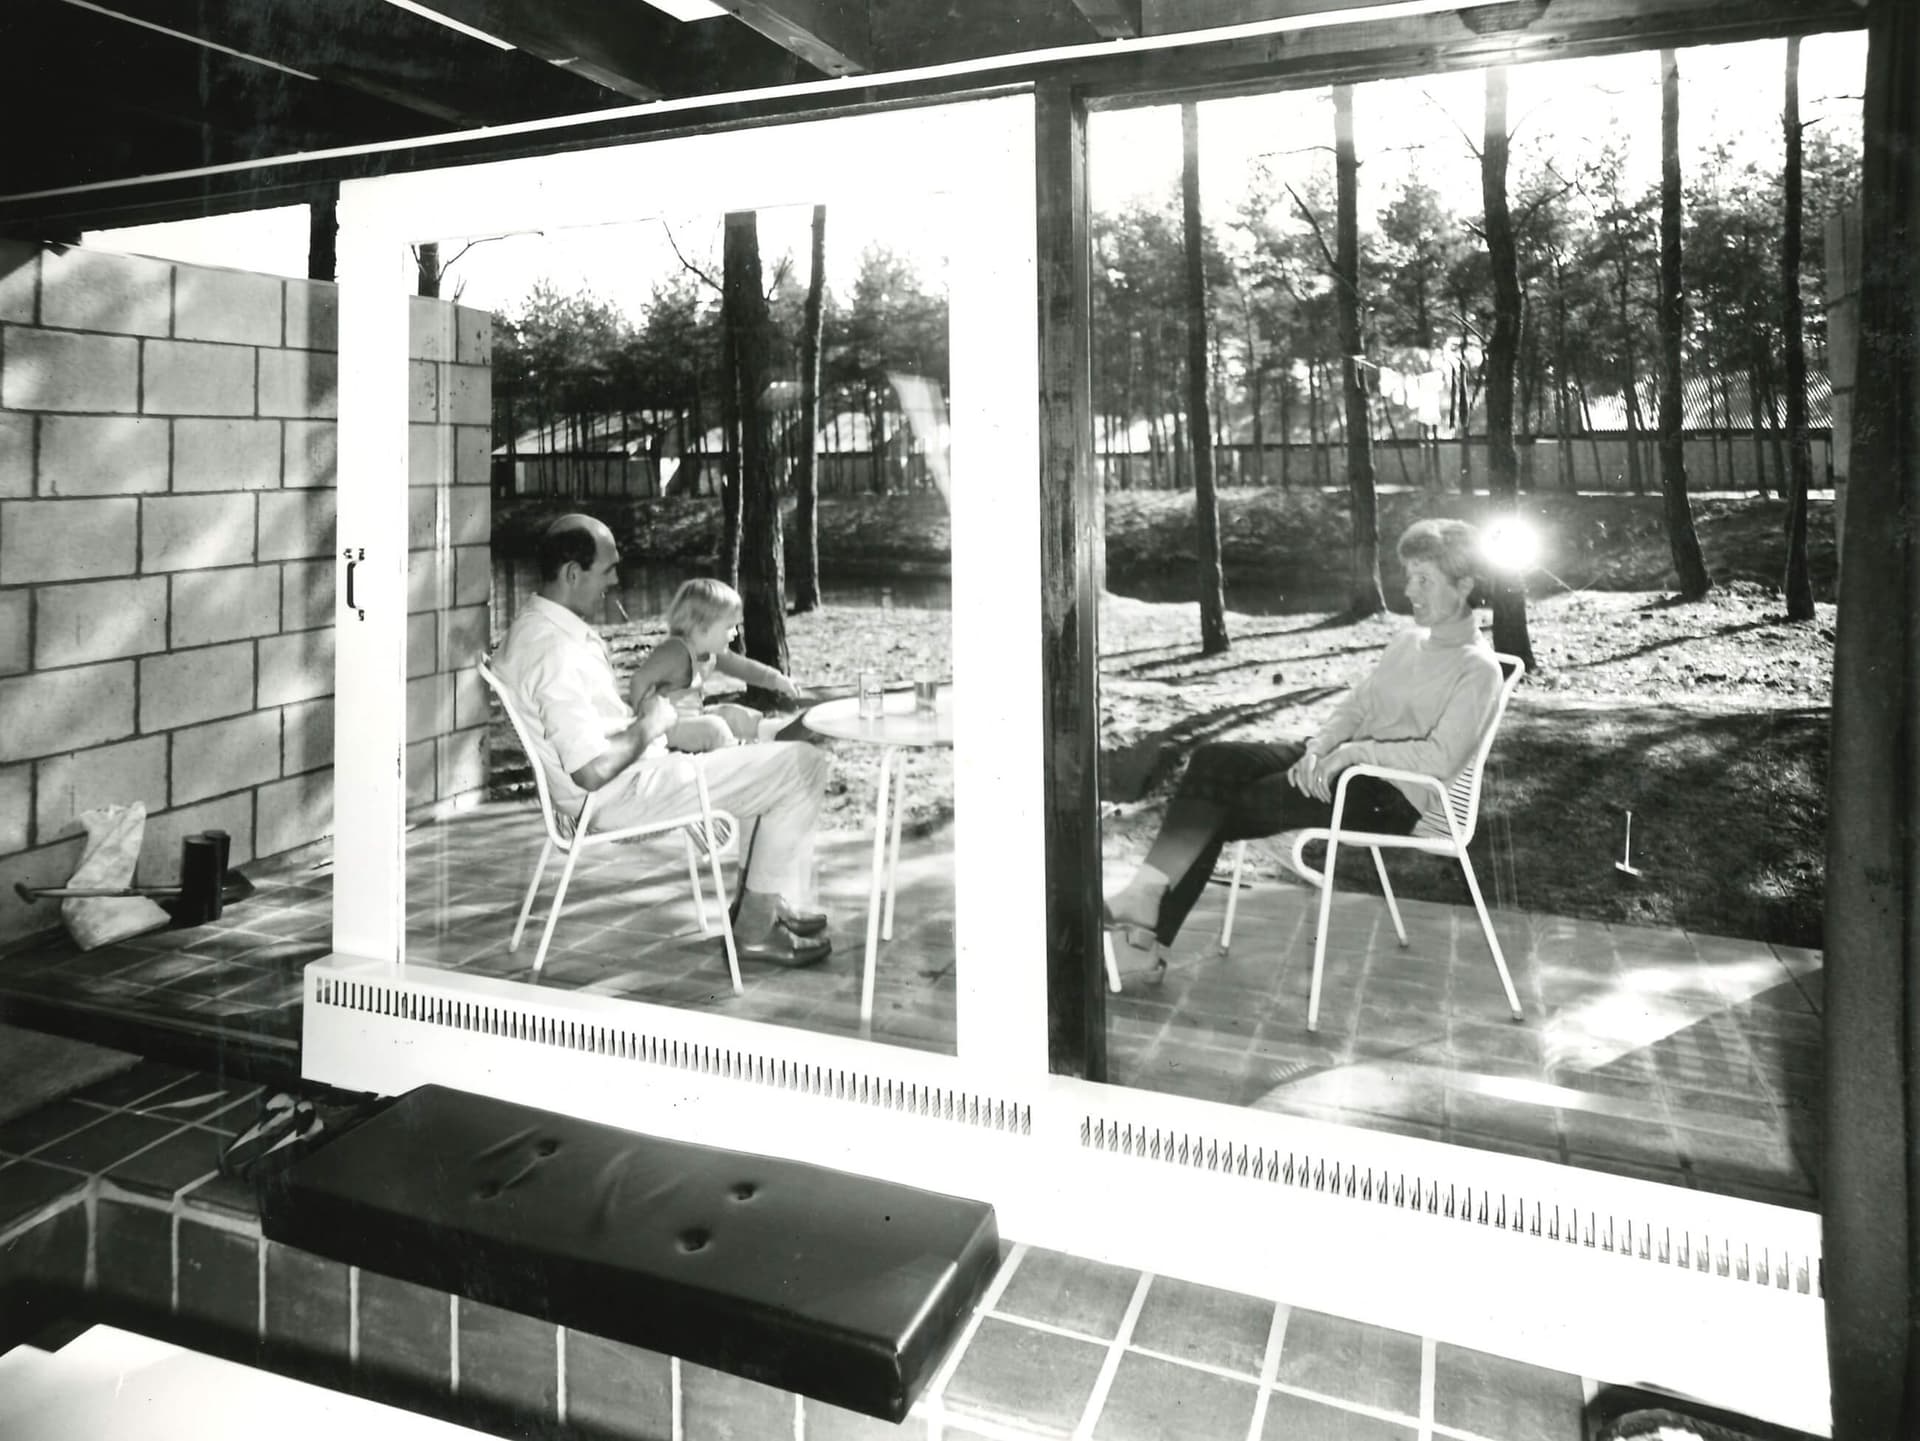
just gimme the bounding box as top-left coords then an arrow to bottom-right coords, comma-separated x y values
627,638 -> 694,710
713,649 -> 801,700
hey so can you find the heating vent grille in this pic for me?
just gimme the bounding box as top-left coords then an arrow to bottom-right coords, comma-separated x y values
1079,1114 -> 1819,1296
312,973 -> 1031,1134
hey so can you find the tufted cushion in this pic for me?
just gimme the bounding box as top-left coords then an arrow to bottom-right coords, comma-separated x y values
259,1084 -> 999,1421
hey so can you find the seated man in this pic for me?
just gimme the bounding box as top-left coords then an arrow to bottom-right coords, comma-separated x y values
494,513 -> 832,966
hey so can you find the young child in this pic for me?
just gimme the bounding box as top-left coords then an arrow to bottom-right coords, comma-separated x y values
629,578 -> 802,753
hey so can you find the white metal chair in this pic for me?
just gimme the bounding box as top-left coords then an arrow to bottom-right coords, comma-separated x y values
476,659 -> 742,992
1220,654 -> 1526,1033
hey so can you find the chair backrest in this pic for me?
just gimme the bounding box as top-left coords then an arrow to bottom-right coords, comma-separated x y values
1415,652 -> 1524,843
476,658 -> 575,849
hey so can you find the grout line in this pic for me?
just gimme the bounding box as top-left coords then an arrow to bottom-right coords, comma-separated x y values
448,1292 -> 460,1395
1243,1302 -> 1290,1441
1420,1335 -> 1437,1441
1125,1340 -> 1264,1386
555,1323 -> 568,1426
256,1232 -> 267,1340
920,1242 -> 1028,1433
670,1355 -> 683,1441
348,1266 -> 360,1363
1071,1268 -> 1152,1440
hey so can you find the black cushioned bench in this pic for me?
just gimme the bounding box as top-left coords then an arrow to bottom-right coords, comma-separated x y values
258,1084 -> 1000,1422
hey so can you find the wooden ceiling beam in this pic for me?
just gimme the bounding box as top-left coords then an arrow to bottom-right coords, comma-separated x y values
714,0 -> 872,76
1069,0 -> 1142,39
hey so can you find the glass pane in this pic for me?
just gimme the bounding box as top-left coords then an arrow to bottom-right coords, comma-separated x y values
1088,34 -> 1863,1208
403,200 -> 959,1054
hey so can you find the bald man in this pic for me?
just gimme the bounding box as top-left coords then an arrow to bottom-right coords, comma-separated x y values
493,514 -> 832,966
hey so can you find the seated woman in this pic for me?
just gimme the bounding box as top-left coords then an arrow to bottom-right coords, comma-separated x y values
1104,517 -> 1504,980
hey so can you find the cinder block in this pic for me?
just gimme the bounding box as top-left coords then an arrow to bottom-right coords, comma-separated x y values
141,493 -> 254,572
437,726 -> 485,801
258,628 -> 333,706
453,425 -> 491,488
283,280 -> 338,352
0,838 -> 86,946
407,612 -> 437,678
0,662 -> 136,762
258,350 -> 337,419
449,484 -> 489,546
171,566 -> 280,648
139,641 -> 252,733
406,672 -> 452,743
174,266 -> 282,346
453,545 -> 489,606
408,423 -> 449,488
455,307 -> 491,366
0,591 -> 27,675
141,793 -> 253,883
0,764 -> 28,854
444,364 -> 490,426
407,485 -> 437,550
34,734 -> 167,844
452,666 -> 487,729
38,415 -> 169,496
406,548 -> 442,614
141,339 -> 255,417
404,738 -> 435,810
171,711 -> 280,806
439,604 -> 488,673
409,297 -> 454,362
408,360 -> 438,423
280,559 -> 333,630
0,242 -> 36,322
2,329 -> 139,413
35,575 -> 168,667
258,489 -> 335,561
281,698 -> 333,776
0,497 -> 137,584
40,248 -> 171,337
0,412 -> 31,498
172,418 -> 281,491
284,421 -> 336,488
256,770 -> 331,857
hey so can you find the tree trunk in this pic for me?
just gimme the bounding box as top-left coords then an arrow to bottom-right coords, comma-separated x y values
792,205 -> 827,614
1658,49 -> 1712,598
1782,37 -> 1816,620
416,241 -> 440,298
719,315 -> 742,583
1481,66 -> 1536,666
1180,103 -> 1229,654
1747,358 -> 1772,496
723,211 -> 789,685
1334,85 -> 1385,617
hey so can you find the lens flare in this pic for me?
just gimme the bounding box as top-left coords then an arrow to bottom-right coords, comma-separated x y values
1481,517 -> 1542,574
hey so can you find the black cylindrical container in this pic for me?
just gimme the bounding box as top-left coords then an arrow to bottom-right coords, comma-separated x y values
177,833 -> 223,926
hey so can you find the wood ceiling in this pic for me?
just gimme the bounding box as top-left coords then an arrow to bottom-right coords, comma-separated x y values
0,0 -> 1863,230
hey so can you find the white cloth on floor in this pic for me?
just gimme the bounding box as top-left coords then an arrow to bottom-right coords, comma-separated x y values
62,804 -> 171,951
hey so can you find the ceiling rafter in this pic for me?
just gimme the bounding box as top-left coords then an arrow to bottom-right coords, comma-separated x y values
1068,0 -> 1142,40
714,0 -> 873,75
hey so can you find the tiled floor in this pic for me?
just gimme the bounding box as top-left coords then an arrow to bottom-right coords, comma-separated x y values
0,801 -> 1821,1210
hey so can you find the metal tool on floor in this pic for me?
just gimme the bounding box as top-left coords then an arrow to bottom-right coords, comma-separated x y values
1614,810 -> 1643,877
13,830 -> 252,924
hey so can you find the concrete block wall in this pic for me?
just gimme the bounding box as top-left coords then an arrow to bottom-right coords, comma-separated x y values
0,242 -> 492,946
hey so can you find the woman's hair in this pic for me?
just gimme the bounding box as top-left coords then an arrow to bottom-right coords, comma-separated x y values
667,577 -> 745,639
1397,518 -> 1483,587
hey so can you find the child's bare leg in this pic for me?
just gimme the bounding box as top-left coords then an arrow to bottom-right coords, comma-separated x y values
711,703 -> 761,744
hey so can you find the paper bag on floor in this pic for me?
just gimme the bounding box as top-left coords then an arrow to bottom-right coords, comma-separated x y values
62,803 -> 171,951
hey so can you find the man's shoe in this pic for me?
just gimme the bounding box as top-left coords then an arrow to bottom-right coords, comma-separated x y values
732,929 -> 832,968
728,894 -> 829,939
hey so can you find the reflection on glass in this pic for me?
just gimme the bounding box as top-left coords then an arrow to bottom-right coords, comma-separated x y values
404,202 -> 958,1055
1090,37 -> 1860,1208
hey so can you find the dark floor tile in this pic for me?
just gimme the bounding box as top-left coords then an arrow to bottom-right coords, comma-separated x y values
1274,1308 -> 1421,1417
357,1269 -> 452,1392
1261,1389 -> 1415,1440
0,1160 -> 89,1231
96,1198 -> 173,1310
178,1218 -> 259,1336
680,1360 -> 794,1441
74,1059 -> 196,1109
996,1247 -> 1140,1340
34,1111 -> 181,1174
1433,1343 -> 1585,1441
1092,1350 -> 1258,1441
803,1396 -> 926,1440
264,1242 -> 350,1363
942,1316 -> 1107,1437
0,1100 -> 104,1157
563,1329 -> 672,1441
1129,1274 -> 1274,1376
104,1125 -> 225,1199
182,1169 -> 260,1220
456,1297 -> 559,1420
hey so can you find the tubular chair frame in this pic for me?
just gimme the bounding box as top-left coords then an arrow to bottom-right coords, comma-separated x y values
477,660 -> 741,993
1220,655 -> 1526,1033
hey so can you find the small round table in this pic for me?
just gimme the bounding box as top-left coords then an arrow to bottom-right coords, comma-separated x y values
804,686 -> 954,1022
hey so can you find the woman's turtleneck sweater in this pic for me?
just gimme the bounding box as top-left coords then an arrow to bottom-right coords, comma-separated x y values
1308,610 -> 1503,814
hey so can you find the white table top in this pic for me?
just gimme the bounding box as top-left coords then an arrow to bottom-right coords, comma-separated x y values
804,686 -> 954,747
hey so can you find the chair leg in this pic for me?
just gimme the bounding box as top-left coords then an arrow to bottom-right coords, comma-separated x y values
1371,848 -> 1407,947
1102,931 -> 1122,993
861,748 -> 894,1025
1458,852 -> 1523,1019
1307,835 -> 1340,1034
532,842 -> 585,975
1220,840 -> 1246,950
683,832 -> 711,935
882,754 -> 906,942
706,838 -> 742,996
509,839 -> 554,952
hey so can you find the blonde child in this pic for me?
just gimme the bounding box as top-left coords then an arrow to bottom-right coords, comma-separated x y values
629,578 -> 802,753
